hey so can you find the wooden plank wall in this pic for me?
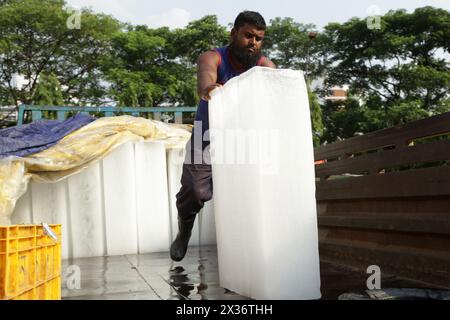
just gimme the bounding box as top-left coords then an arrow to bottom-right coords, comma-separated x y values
314,112 -> 450,288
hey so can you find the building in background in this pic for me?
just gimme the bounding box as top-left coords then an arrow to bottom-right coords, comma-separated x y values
325,85 -> 348,102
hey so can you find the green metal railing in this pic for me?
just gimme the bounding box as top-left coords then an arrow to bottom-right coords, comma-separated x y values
17,105 -> 198,125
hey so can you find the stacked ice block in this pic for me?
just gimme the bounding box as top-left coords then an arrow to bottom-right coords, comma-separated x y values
12,140 -> 216,259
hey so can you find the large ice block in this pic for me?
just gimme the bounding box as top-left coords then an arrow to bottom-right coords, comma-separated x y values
102,142 -> 139,256
209,67 -> 321,300
134,141 -> 171,253
65,162 -> 105,258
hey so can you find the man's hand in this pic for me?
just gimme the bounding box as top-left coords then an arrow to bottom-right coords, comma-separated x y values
259,56 -> 276,69
200,83 -> 223,101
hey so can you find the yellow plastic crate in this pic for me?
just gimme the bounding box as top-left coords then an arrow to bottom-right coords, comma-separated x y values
0,224 -> 62,300
10,276 -> 61,300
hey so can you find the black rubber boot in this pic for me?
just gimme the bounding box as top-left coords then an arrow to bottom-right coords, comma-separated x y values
170,215 -> 196,261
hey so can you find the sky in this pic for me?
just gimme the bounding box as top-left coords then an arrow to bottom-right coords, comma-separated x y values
65,0 -> 450,29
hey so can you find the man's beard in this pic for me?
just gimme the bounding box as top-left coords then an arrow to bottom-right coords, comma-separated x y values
229,43 -> 262,69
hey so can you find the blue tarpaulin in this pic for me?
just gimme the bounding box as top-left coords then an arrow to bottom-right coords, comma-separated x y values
0,113 -> 95,158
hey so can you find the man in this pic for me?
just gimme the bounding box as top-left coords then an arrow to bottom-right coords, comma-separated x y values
170,11 -> 276,261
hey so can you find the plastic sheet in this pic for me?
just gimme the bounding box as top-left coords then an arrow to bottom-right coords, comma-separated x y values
209,67 -> 321,300
0,113 -> 94,158
1,116 -> 192,225
0,159 -> 31,225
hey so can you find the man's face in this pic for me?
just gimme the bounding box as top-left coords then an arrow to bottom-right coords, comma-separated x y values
230,23 -> 265,68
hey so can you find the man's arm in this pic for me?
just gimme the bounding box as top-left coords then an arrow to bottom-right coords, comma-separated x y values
259,56 -> 276,69
197,51 -> 222,101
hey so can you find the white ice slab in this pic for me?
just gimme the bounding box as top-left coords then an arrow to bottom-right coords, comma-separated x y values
197,200 -> 216,246
12,186 -> 33,224
31,180 -> 71,259
102,142 -> 138,256
209,67 -> 321,300
134,141 -> 171,253
166,147 -> 187,242
66,162 -> 105,258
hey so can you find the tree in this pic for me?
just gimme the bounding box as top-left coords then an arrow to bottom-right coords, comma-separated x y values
320,6 -> 450,140
0,0 -> 121,109
34,72 -> 64,105
103,16 -> 228,108
308,86 -> 323,147
104,28 -> 166,107
264,18 -> 325,144
2,2 -> 447,139
264,17 -> 326,80
171,15 -> 228,65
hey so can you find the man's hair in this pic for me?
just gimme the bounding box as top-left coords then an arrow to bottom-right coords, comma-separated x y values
234,11 -> 266,30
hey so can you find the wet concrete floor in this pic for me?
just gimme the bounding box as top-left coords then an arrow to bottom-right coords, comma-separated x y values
62,245 -> 431,300
62,245 -> 248,300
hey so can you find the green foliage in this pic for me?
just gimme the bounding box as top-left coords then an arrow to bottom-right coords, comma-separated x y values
321,98 -> 432,143
106,69 -> 159,107
172,15 -> 228,65
0,2 -> 448,144
264,17 -> 325,79
102,16 -> 227,107
34,72 -> 63,105
319,7 -> 449,143
0,0 -> 122,108
322,99 -> 367,142
307,86 -> 323,147
105,29 -> 166,106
